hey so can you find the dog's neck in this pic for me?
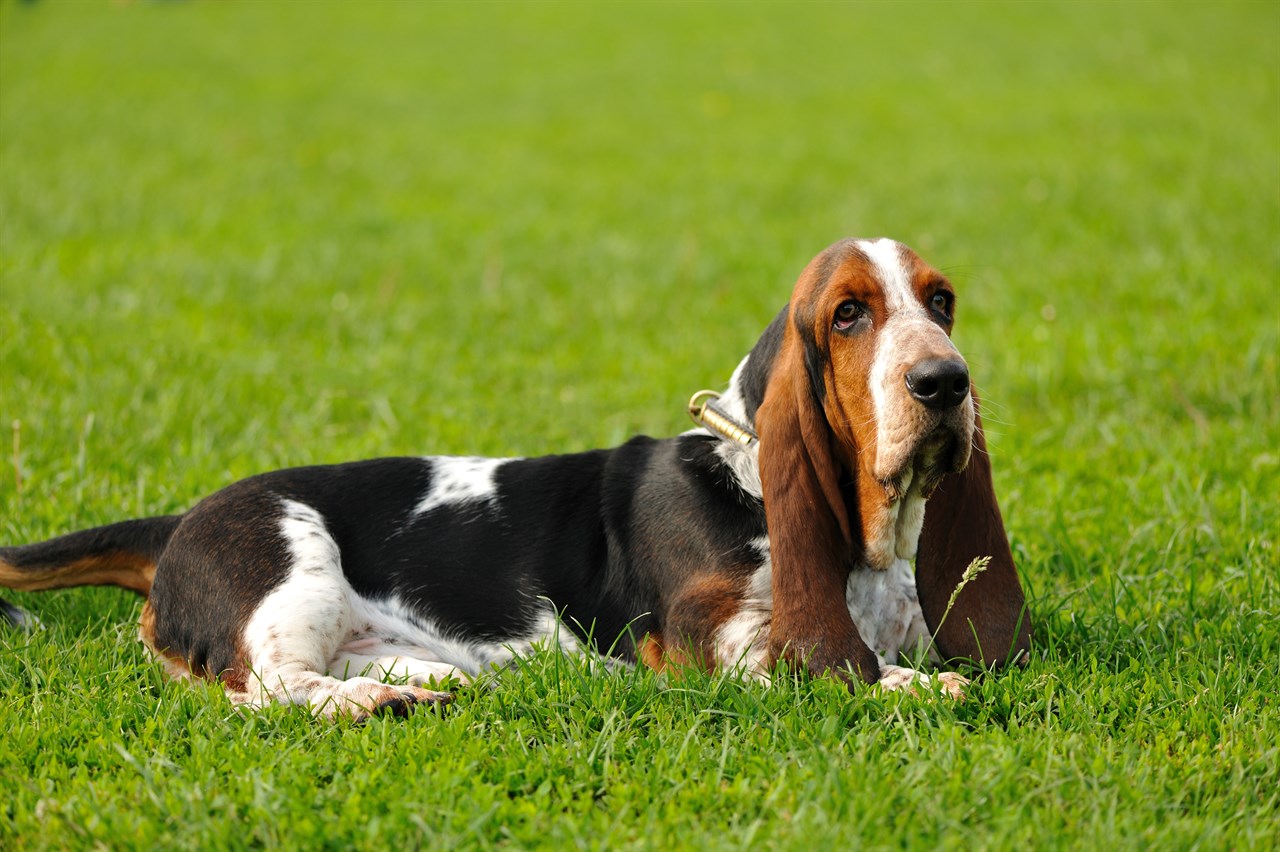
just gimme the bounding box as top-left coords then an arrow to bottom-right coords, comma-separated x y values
707,353 -> 766,501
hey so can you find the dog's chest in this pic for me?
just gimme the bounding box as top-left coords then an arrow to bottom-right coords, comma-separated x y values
717,537 -> 930,674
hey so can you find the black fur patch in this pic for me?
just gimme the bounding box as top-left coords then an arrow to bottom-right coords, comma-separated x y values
738,306 -> 787,420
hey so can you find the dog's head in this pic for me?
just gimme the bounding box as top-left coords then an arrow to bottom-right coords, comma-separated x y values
757,238 -> 974,570
753,238 -> 1030,670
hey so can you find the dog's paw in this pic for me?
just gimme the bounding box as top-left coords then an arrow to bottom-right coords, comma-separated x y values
371,686 -> 453,719
876,664 -> 968,699
331,680 -> 453,722
934,670 -> 969,699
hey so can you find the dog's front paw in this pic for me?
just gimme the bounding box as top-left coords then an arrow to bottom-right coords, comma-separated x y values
876,664 -> 967,699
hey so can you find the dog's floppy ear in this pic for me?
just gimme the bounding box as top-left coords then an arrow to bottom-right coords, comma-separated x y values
756,320 -> 879,682
916,397 -> 1032,666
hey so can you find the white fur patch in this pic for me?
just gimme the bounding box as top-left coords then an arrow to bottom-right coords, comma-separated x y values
715,536 -> 773,678
413,456 -> 512,516
236,500 -> 372,715
867,316 -> 898,440
845,557 -> 933,666
894,488 -> 928,560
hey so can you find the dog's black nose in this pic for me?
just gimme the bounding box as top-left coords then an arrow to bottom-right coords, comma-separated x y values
905,359 -> 970,410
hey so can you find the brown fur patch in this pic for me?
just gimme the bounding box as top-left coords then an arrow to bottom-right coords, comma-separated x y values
0,552 -> 155,596
915,402 -> 1032,667
668,573 -> 749,666
219,660 -> 249,694
638,633 -> 668,673
138,601 -> 196,682
757,302 -> 878,682
636,631 -> 702,676
642,572 -> 755,674
671,574 -> 745,633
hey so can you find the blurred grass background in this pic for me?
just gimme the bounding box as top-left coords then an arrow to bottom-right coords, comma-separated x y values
1,0 -> 1277,848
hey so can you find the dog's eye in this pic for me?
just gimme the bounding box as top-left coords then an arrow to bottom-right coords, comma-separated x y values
930,292 -> 953,320
834,301 -> 865,331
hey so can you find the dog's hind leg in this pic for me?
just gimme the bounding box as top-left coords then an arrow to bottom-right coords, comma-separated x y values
227,500 -> 451,720
139,496 -> 444,721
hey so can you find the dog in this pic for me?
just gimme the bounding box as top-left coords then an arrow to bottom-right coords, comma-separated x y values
1,238 -> 1031,720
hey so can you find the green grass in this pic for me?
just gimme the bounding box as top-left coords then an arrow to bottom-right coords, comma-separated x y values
2,0 -> 1277,848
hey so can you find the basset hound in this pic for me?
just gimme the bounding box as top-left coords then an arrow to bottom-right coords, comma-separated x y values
0,238 -> 1031,720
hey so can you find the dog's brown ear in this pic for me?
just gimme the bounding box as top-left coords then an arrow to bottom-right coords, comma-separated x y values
756,325 -> 879,683
916,399 -> 1031,666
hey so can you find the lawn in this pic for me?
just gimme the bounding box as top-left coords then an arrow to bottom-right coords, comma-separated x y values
1,0 -> 1277,848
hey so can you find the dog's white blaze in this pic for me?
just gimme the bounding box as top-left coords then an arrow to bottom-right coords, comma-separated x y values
856,238 -> 917,312
867,317 -> 900,470
414,456 -> 513,516
861,240 -> 965,510
864,242 -> 926,482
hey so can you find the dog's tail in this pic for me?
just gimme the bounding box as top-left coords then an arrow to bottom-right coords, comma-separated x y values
0,516 -> 182,627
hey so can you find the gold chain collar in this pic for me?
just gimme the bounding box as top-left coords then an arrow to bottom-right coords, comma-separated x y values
687,390 -> 758,447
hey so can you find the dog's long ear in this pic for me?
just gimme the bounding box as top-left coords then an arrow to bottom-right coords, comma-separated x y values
916,398 -> 1031,667
756,323 -> 878,682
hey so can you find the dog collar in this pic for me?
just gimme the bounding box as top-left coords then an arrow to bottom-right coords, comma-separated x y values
687,390 -> 758,447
